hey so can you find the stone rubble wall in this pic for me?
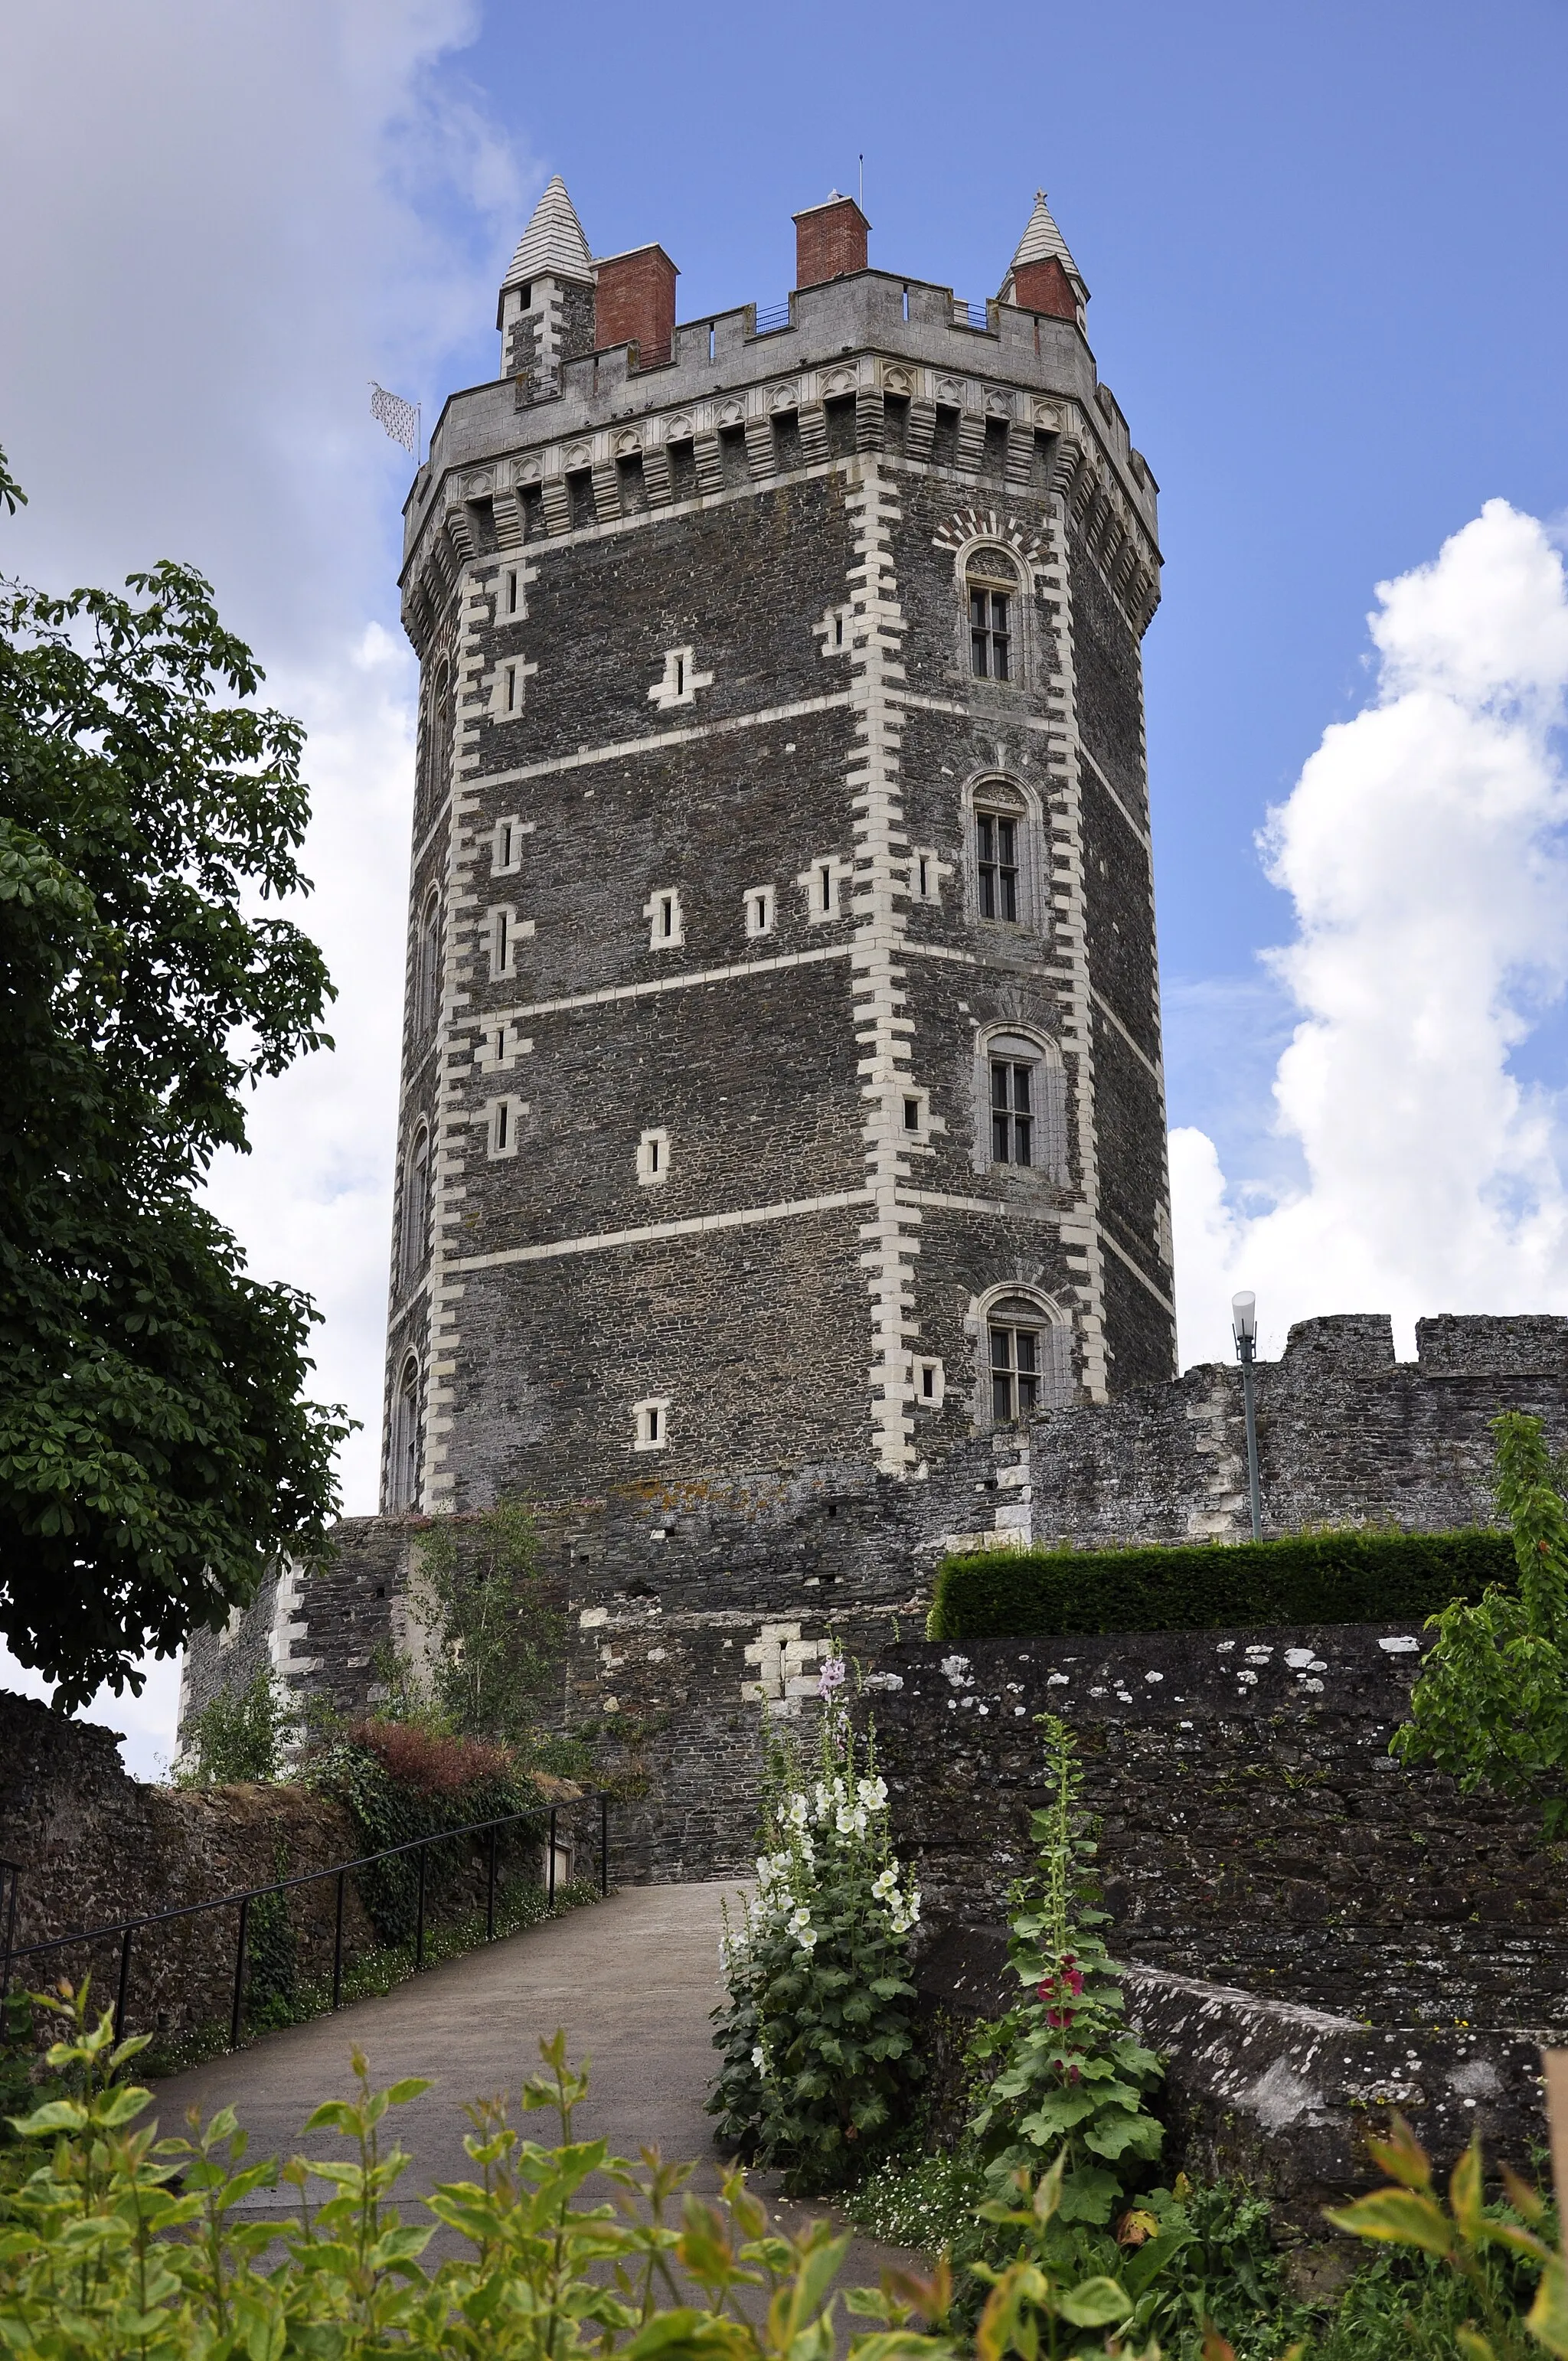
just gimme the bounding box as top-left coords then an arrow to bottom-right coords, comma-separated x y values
917,1928 -> 1547,2232
0,1693 -> 373,2043
862,1625 -> 1568,2032
178,1311 -> 1568,1903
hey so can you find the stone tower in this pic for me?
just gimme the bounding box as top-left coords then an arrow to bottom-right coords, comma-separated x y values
384,181 -> 1173,1515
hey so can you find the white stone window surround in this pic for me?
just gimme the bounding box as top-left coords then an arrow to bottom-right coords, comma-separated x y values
499,563 -> 528,619
483,1094 -> 528,1159
474,1020 -> 534,1076
910,845 -> 950,907
491,815 -> 535,876
796,853 -> 854,924
398,1121 -> 431,1288
967,1282 -> 1074,1430
894,1083 -> 942,1149
485,903 -> 537,982
814,602 -> 854,658
414,890 -> 442,1035
636,1127 -> 671,1187
387,1351 -> 421,1512
643,885 -> 687,949
632,1395 -> 671,1452
647,645 -> 714,711
913,1356 -> 946,1409
948,533 -> 1042,694
488,653 -> 538,718
743,883 -> 776,939
961,770 -> 1050,939
973,1022 -> 1070,1182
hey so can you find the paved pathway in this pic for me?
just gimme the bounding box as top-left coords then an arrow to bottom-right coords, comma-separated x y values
149,1882 -> 918,2298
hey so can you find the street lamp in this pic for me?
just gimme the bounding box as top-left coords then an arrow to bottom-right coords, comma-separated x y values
1232,1291 -> 1263,1543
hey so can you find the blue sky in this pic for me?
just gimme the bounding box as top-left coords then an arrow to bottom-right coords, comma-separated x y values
2,0 -> 1567,1767
424,0 -> 1568,1161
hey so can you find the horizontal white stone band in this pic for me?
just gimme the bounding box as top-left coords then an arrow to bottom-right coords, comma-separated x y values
459,691 -> 854,789
451,1187 -> 877,1273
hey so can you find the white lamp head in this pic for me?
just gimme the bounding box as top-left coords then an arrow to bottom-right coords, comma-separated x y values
1231,1290 -> 1257,1347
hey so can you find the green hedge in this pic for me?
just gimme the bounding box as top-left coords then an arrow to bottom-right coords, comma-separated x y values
925,1527 -> 1516,1643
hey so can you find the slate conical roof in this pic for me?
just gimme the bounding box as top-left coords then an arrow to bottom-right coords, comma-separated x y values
999,190 -> 1087,302
503,175 -> 594,289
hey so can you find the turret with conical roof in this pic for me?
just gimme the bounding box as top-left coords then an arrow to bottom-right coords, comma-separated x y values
498,175 -> 598,389
997,190 -> 1087,327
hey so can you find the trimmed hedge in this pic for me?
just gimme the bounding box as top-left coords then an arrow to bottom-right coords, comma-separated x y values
925,1527 -> 1516,1643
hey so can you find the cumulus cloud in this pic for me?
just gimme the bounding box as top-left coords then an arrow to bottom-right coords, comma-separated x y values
1173,500 -> 1568,1369
0,2 -> 534,1770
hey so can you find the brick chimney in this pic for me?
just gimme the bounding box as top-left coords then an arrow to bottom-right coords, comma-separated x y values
1008,254 -> 1079,321
594,244 -> 678,366
793,193 -> 869,289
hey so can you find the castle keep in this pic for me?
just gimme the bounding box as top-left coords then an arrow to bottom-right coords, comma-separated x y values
384,180 -> 1174,1514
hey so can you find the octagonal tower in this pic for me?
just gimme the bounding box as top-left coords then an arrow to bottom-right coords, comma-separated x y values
384,182 -> 1174,1513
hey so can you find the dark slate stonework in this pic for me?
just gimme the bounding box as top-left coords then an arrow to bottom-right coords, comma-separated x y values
863,1626 -> 1568,2031
383,239 -> 1174,1521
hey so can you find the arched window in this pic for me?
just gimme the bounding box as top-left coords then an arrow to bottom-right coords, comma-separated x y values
400,1124 -> 430,1286
981,1029 -> 1069,1180
420,658 -> 452,821
966,548 -> 1020,682
981,1292 -> 1073,1425
970,779 -> 1037,929
415,892 -> 440,1034
388,1355 -> 420,1510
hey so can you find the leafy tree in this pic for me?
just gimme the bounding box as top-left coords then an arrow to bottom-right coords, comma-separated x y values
1394,1412 -> 1568,1834
0,445 -> 350,1706
396,1502 -> 564,1745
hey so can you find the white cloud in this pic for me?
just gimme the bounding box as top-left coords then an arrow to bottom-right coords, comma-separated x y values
0,2 -> 535,1768
1173,499 -> 1568,1368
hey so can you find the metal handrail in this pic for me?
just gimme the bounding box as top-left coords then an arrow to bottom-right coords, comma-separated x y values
753,300 -> 792,335
0,1791 -> 612,2046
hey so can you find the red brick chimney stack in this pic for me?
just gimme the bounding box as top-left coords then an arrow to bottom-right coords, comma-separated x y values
594,244 -> 678,367
792,193 -> 870,289
1008,254 -> 1079,321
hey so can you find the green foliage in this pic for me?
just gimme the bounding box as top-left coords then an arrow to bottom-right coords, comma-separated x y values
0,1985 -> 965,2361
967,1717 -> 1162,2229
709,1689 -> 924,2193
1395,1415 -> 1568,1834
307,1720 -> 542,1945
398,1501 -> 566,1745
1325,2108 -> 1567,2358
0,449 -> 351,1705
176,1666 -> 298,1785
927,1529 -> 1511,1644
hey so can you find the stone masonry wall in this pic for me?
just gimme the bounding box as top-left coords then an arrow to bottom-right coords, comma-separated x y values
182,1312 -> 1568,1899
863,1625 -> 1568,2032
0,1693 -> 373,2044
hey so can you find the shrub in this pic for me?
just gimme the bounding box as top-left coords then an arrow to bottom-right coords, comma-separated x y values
708,1680 -> 924,2193
306,1719 -> 541,1945
926,1526 -> 1511,1644
6,1981 -> 1156,2360
1396,1413 -> 1568,1835
176,1668 -> 297,1784
967,1715 -> 1162,2228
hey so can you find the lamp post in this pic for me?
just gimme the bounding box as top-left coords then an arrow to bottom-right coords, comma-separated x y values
1232,1291 -> 1263,1543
